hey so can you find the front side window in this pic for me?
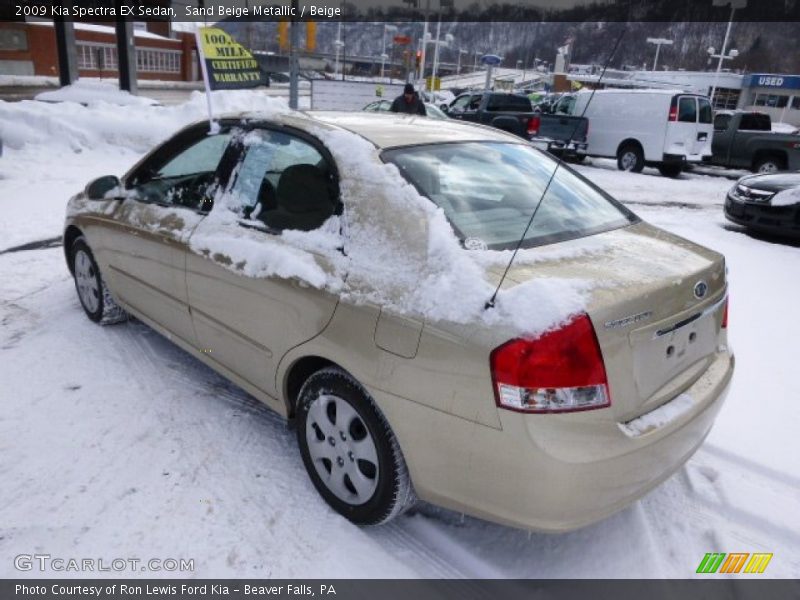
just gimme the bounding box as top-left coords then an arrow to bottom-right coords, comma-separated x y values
450,95 -> 472,111
383,142 -> 636,250
227,129 -> 338,232
678,97 -> 697,122
126,129 -> 232,209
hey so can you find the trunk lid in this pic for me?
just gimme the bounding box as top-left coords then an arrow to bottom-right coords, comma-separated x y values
486,221 -> 727,421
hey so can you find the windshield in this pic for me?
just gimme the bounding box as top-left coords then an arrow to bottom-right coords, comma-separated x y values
382,142 -> 637,250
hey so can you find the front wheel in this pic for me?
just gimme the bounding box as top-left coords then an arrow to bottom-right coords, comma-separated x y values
70,237 -> 127,325
296,367 -> 414,525
617,144 -> 645,172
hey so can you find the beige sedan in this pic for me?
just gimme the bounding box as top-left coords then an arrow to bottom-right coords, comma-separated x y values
63,112 -> 733,531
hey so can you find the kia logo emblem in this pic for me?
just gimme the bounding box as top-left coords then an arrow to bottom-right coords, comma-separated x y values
694,281 -> 708,299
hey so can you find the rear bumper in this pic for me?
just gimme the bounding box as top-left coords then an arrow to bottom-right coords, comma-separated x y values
725,192 -> 800,238
530,137 -> 588,157
662,152 -> 706,165
378,350 -> 734,532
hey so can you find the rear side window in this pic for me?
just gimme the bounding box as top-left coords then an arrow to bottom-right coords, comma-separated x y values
228,129 -> 338,232
714,114 -> 731,131
678,97 -> 697,123
698,98 -> 713,124
486,94 -> 532,112
555,96 -> 575,115
738,114 -> 771,131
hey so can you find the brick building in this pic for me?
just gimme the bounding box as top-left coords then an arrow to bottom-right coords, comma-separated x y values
0,20 -> 200,83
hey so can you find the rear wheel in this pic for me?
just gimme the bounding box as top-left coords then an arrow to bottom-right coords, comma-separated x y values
754,156 -> 784,174
296,367 -> 414,525
617,144 -> 644,172
657,163 -> 682,178
70,237 -> 127,325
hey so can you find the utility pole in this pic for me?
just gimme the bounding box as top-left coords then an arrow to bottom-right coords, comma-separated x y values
289,0 -> 298,108
53,2 -> 78,87
115,2 -> 137,94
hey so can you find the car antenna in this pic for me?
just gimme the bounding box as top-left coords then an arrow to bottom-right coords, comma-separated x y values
485,26 -> 626,310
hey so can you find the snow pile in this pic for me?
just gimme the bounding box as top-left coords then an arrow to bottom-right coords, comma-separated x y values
190,194 -> 343,291
35,81 -> 160,107
315,128 -> 593,334
0,89 -> 291,153
771,121 -> 799,135
619,393 -> 695,437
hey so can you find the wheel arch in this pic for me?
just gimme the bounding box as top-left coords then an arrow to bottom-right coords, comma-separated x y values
63,225 -> 84,274
282,355 -> 338,418
752,149 -> 787,171
616,138 -> 644,157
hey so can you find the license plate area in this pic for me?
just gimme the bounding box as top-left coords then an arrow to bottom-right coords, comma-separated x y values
726,197 -> 745,217
631,310 -> 717,401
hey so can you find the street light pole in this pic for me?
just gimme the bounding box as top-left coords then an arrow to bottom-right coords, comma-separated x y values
709,5 -> 736,107
381,24 -> 397,81
431,17 -> 441,91
418,0 -> 430,90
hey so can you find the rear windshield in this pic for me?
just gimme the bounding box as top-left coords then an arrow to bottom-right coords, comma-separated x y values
382,142 -> 637,250
739,113 -> 771,131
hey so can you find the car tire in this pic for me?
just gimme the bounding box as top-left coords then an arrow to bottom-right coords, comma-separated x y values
753,156 -> 784,174
70,237 -> 127,325
617,144 -> 645,173
296,366 -> 415,525
657,163 -> 682,178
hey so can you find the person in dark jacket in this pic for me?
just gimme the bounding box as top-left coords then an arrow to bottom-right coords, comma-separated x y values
390,83 -> 427,116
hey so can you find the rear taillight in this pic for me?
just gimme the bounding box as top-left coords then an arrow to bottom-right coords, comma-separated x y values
490,314 -> 611,413
668,105 -> 678,122
722,297 -> 728,329
527,115 -> 540,136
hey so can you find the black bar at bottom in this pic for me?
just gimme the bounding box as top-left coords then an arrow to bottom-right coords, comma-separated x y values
2,579 -> 799,600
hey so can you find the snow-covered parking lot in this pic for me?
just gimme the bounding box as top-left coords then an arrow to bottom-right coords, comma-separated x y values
1,94 -> 799,579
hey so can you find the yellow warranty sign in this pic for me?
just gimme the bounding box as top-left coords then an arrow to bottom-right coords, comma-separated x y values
197,27 -> 267,90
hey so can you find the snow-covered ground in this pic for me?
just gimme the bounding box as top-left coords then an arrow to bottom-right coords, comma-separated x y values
1,95 -> 799,579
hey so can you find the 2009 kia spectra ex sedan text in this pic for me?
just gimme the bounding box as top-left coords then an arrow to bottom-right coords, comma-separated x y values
63,111 -> 733,532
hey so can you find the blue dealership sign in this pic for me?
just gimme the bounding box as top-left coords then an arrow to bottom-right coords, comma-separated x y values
747,74 -> 800,90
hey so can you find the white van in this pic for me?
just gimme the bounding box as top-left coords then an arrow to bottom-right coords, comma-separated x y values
554,89 -> 714,176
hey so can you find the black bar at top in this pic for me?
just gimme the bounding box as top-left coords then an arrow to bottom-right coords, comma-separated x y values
3,0 -> 800,22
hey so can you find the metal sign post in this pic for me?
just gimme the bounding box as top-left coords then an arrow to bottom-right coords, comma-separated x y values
481,54 -> 502,90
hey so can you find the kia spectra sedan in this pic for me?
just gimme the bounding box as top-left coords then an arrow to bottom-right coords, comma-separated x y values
63,111 -> 733,531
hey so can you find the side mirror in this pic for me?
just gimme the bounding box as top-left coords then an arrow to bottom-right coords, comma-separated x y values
85,175 -> 121,200
440,103 -> 449,112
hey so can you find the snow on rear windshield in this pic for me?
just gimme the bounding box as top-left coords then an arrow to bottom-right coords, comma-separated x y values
382,142 -> 635,250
